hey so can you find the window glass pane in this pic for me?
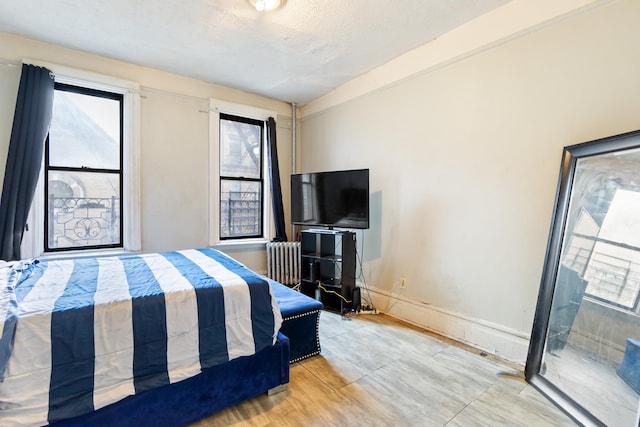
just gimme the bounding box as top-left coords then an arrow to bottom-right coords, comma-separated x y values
219,118 -> 261,179
49,90 -> 120,169
220,179 -> 261,238
47,171 -> 120,249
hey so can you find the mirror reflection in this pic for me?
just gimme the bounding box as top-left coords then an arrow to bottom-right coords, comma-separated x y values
543,148 -> 640,426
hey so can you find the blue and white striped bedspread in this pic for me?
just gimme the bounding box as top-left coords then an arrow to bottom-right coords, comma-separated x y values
0,248 -> 282,426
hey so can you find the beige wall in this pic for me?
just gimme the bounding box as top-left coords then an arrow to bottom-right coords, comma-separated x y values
0,62 -> 20,191
300,0 -> 640,339
0,32 -> 294,272
139,90 -> 210,252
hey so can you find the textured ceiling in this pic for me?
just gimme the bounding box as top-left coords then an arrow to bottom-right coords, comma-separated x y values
0,0 -> 510,105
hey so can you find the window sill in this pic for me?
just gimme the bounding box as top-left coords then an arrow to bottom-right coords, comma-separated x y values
35,248 -> 139,261
212,239 -> 268,252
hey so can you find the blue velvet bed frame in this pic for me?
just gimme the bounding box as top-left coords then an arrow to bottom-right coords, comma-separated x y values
52,333 -> 290,427
270,281 -> 323,362
46,281 -> 322,427
50,281 -> 321,426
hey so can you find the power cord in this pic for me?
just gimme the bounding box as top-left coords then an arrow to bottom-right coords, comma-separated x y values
318,283 -> 352,303
355,230 -> 376,313
317,282 -> 356,320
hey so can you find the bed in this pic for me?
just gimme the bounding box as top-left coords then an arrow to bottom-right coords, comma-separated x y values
269,278 -> 323,362
0,248 -> 289,427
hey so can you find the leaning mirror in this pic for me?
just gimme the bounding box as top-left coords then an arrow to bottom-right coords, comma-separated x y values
526,130 -> 640,427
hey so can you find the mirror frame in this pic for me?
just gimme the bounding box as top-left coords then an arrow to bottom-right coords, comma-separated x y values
525,129 -> 640,427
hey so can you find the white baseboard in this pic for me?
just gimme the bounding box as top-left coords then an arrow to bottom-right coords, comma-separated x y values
363,286 -> 531,365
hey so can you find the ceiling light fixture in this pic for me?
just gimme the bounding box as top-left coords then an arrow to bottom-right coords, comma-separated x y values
248,0 -> 283,12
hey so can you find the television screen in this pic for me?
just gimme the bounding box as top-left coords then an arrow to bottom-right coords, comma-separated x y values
291,168 -> 369,229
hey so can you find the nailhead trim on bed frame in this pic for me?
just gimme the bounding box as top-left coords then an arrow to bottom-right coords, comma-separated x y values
283,309 -> 321,363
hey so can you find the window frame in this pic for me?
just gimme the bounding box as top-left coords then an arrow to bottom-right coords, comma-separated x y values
21,62 -> 141,259
218,113 -> 265,241
44,82 -> 124,252
209,99 -> 274,247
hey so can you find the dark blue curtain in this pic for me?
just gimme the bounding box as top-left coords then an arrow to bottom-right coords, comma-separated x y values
266,117 -> 287,242
0,64 -> 55,260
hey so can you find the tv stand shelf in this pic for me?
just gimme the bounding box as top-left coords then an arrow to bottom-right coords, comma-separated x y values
300,229 -> 356,314
302,254 -> 342,261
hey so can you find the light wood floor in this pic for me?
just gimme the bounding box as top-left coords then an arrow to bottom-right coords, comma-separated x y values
192,311 -> 576,426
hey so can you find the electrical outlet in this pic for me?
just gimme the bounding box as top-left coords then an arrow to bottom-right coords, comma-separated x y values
400,277 -> 407,288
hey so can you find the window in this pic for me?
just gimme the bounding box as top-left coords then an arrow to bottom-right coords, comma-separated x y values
44,83 -> 123,251
563,203 -> 640,313
219,113 -> 264,239
209,100 -> 274,245
20,63 -> 140,258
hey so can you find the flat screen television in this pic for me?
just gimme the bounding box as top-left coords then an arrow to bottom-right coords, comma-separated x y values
291,168 -> 369,229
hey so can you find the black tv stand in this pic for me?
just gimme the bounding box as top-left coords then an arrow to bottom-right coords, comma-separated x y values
300,229 -> 356,314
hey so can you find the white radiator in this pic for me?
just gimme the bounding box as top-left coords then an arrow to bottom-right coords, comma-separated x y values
266,241 -> 301,286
